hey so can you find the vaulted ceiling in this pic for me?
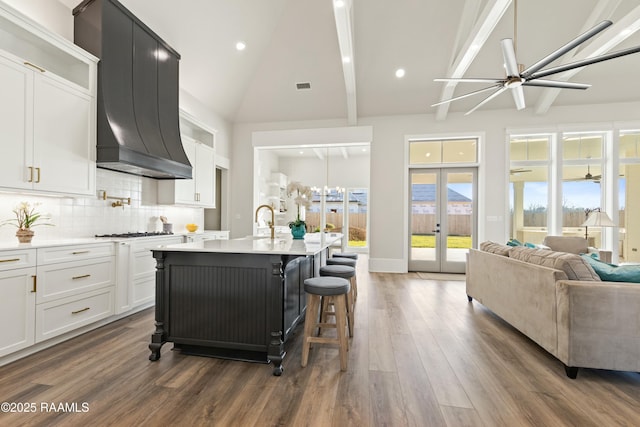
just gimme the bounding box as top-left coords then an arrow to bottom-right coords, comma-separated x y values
60,0 -> 640,124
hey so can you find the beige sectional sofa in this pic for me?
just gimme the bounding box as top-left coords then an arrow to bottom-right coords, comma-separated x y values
466,242 -> 640,378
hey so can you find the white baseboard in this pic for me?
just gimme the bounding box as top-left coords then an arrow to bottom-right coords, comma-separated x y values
368,258 -> 407,273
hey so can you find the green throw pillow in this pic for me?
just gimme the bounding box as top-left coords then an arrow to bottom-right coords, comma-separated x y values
506,238 -> 523,247
580,254 -> 640,283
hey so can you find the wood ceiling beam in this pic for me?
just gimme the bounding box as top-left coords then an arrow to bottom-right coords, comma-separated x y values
435,0 -> 512,121
534,0 -> 625,114
332,0 -> 357,125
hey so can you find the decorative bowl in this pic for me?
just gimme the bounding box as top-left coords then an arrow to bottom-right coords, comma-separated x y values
186,223 -> 198,232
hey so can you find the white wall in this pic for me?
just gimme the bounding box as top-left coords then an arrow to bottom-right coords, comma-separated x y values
232,101 -> 640,272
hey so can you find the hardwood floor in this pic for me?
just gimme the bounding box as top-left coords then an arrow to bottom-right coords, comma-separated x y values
1,259 -> 639,426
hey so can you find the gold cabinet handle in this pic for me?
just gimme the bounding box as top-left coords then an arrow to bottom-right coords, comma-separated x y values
0,258 -> 20,263
28,166 -> 34,183
72,274 -> 91,280
72,251 -> 90,255
24,61 -> 46,73
71,307 -> 90,315
31,275 -> 37,293
35,167 -> 41,183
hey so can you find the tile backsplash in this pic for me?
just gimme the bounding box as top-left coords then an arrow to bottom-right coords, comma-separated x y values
0,169 -> 204,241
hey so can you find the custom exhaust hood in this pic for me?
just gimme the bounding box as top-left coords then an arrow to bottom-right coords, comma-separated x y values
73,0 -> 192,179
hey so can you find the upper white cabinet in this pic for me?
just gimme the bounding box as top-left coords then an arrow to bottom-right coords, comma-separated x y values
0,3 -> 97,196
158,110 -> 217,207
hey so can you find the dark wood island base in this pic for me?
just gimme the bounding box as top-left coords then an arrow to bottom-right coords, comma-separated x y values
149,248 -> 322,375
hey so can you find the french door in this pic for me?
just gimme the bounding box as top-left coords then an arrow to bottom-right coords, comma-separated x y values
409,168 -> 477,273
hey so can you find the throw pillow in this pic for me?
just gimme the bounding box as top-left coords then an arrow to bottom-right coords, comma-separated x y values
580,255 -> 640,283
506,238 -> 523,246
480,241 -> 512,256
509,246 -> 600,281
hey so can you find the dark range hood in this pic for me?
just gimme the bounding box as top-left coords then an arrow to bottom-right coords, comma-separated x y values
73,0 -> 192,179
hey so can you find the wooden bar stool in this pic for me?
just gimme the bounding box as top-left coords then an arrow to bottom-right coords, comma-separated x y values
326,257 -> 358,300
301,276 -> 350,371
319,265 -> 356,337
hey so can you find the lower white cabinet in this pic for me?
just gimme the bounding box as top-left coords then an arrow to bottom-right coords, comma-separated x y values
115,236 -> 183,314
184,230 -> 229,242
35,287 -> 114,342
34,243 -> 115,343
0,243 -> 116,361
0,252 -> 36,358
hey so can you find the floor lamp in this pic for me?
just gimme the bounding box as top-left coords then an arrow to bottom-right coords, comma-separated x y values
581,208 -> 616,242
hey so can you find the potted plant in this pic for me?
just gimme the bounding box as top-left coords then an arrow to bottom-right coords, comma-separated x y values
1,202 -> 53,243
286,181 -> 312,239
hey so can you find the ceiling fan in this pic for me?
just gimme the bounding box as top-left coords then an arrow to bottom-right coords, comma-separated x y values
510,167 -> 532,175
432,1 -> 640,115
566,164 -> 602,182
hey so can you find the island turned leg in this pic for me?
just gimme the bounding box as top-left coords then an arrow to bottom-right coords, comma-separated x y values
268,331 -> 286,376
149,251 -> 167,361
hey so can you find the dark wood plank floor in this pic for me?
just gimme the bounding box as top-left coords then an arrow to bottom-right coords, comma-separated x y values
1,258 -> 639,426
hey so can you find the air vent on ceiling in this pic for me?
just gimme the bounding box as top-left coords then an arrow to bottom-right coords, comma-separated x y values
296,82 -> 311,90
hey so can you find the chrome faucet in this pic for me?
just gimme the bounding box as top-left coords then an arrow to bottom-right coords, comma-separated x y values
255,204 -> 275,239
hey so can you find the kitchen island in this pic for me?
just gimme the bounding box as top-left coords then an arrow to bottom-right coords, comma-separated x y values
148,233 -> 342,375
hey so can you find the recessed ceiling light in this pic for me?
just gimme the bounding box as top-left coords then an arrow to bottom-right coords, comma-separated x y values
299,151 -> 304,155
334,0 -> 345,8
235,41 -> 246,51
395,68 -> 405,78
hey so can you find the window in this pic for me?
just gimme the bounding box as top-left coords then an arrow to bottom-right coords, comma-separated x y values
619,130 -> 640,262
509,135 -> 551,244
409,138 -> 477,165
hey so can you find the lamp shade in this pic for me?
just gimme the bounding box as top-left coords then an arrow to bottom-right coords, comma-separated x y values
581,211 -> 616,227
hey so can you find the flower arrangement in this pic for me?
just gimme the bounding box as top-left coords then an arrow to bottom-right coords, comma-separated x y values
2,202 -> 53,230
286,181 -> 312,228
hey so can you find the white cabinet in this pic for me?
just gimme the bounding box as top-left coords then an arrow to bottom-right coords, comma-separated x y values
115,236 -> 183,314
158,135 -> 215,207
35,243 -> 115,342
184,230 -> 230,243
0,249 -> 36,358
0,3 -> 97,196
158,109 -> 218,207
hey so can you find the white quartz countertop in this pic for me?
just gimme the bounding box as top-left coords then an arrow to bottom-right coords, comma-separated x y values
153,233 -> 343,256
0,237 -> 107,251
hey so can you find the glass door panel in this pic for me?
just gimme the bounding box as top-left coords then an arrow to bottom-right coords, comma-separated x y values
346,188 -> 368,249
409,168 -> 476,273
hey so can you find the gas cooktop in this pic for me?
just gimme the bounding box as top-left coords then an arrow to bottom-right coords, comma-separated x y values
95,231 -> 174,238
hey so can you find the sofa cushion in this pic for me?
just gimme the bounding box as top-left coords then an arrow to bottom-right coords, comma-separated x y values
542,236 -> 589,254
580,255 -> 640,283
509,246 -> 600,281
480,241 -> 512,256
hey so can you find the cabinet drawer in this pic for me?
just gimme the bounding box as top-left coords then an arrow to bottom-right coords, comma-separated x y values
35,287 -> 114,342
36,257 -> 114,304
0,249 -> 36,271
37,243 -> 114,265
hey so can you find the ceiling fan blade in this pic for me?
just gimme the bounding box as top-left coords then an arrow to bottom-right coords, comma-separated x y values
501,39 -> 520,76
434,78 -> 504,83
431,84 -> 502,107
465,86 -> 508,115
520,20 -> 613,77
522,79 -> 590,90
511,86 -> 526,110
527,45 -> 640,80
